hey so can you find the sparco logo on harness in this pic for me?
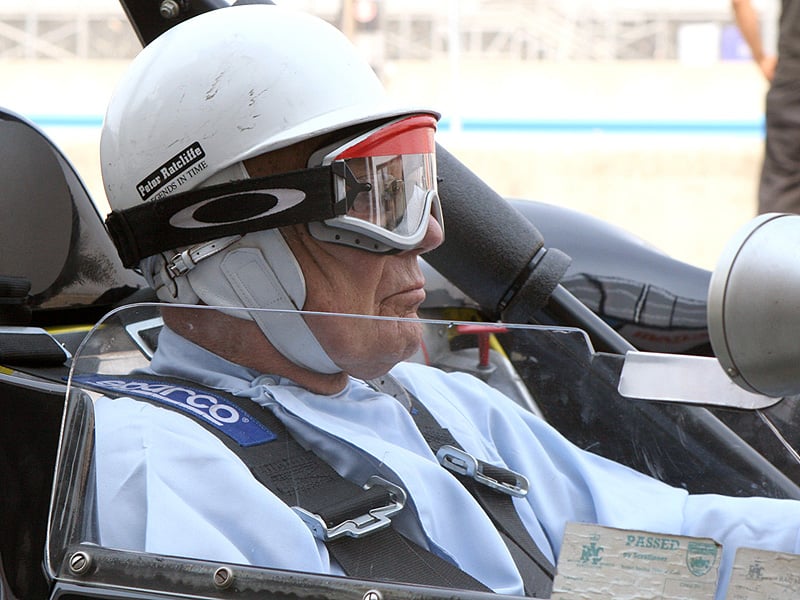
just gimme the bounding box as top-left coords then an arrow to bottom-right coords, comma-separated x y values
136,142 -> 207,201
73,374 -> 275,447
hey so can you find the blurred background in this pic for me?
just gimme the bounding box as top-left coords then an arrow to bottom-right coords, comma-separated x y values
0,0 -> 776,270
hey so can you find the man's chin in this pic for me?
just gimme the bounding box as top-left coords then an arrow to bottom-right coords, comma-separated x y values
363,324 -> 423,377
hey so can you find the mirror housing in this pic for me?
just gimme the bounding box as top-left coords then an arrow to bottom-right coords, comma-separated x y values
708,213 -> 800,397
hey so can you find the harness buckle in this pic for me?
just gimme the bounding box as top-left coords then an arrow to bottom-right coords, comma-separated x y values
437,445 -> 529,498
293,476 -> 407,541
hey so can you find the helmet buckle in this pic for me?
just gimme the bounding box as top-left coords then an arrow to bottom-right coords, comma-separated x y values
166,249 -> 194,278
165,235 -> 244,279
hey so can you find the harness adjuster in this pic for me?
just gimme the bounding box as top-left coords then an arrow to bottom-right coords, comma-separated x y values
292,476 -> 407,541
437,445 -> 529,498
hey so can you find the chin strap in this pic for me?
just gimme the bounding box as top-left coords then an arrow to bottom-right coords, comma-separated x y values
219,243 -> 341,374
144,228 -> 341,375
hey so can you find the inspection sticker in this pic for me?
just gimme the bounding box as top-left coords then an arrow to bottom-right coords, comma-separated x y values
725,547 -> 800,599
552,522 -> 720,599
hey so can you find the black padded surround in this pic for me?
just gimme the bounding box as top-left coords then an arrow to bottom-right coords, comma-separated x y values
426,144 -> 571,320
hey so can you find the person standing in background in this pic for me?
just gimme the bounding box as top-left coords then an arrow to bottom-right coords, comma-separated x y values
733,0 -> 800,213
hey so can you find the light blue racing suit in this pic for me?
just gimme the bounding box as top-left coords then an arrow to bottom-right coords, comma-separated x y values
94,326 -> 800,598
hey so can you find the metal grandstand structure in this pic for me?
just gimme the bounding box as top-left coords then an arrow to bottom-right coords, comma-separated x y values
0,0 -> 779,61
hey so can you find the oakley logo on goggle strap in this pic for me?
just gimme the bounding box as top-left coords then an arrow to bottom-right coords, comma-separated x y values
169,189 -> 306,229
106,165 -> 340,267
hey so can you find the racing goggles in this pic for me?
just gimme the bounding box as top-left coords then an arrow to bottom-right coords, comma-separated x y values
105,115 -> 442,268
307,114 -> 443,253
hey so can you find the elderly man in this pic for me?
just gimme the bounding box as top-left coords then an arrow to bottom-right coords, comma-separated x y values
92,5 -> 800,599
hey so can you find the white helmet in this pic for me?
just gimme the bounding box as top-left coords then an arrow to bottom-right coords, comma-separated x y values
101,4 -> 439,374
101,4 -> 431,206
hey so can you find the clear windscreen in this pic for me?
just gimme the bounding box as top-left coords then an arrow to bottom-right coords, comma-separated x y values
49,303 -> 570,598
46,303 -> 800,599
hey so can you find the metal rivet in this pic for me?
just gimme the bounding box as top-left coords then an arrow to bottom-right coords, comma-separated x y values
363,590 -> 383,600
159,0 -> 181,19
213,566 -> 234,590
68,550 -> 92,576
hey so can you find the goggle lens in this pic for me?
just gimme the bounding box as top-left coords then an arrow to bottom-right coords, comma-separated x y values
343,152 -> 435,236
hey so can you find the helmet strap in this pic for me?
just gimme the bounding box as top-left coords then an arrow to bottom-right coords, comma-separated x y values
144,230 -> 341,374
218,239 -> 341,374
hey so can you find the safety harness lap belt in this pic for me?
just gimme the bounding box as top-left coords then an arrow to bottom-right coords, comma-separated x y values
79,373 -> 554,596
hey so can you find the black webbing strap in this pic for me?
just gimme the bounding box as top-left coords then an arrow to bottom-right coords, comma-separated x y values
106,156 -> 373,269
369,375 -> 555,598
330,527 -> 491,590
105,166 -> 340,268
81,373 -> 491,592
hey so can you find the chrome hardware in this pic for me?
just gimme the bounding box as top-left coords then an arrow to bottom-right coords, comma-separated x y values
293,476 -> 406,541
213,566 -> 234,590
68,550 -> 92,576
166,235 -> 242,278
437,445 -> 529,497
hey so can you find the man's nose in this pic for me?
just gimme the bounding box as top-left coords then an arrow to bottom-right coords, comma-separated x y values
416,213 -> 444,254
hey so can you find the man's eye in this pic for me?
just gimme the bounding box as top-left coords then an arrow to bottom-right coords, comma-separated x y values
381,179 -> 403,209
349,192 -> 374,218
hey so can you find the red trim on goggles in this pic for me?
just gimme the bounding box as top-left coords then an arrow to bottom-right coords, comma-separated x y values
335,115 -> 437,159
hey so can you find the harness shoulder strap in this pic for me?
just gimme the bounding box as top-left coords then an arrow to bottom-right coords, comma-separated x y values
369,373 -> 555,598
76,373 -> 492,593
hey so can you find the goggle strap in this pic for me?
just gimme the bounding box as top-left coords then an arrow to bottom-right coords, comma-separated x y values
107,165 -> 341,268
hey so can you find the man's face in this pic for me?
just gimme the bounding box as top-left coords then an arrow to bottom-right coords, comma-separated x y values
244,125 -> 443,379
281,215 -> 443,379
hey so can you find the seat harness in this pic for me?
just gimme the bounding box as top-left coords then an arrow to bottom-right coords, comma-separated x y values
77,372 -> 554,596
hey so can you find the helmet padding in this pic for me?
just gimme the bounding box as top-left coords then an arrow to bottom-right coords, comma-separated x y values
142,228 -> 340,374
